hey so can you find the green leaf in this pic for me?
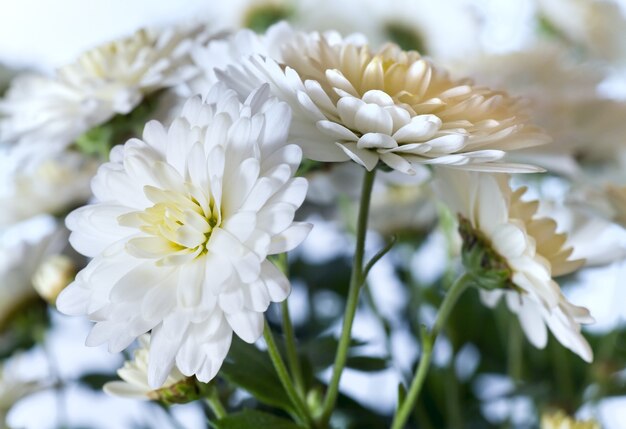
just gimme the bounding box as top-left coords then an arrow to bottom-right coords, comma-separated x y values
219,338 -> 295,414
215,409 -> 305,429
243,4 -> 293,33
79,373 -> 118,390
345,356 -> 388,372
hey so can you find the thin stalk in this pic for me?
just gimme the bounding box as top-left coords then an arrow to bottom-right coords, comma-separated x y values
507,317 -> 523,383
319,168 -> 377,425
206,388 -> 227,420
277,253 -> 306,397
263,322 -> 314,427
391,273 -> 471,429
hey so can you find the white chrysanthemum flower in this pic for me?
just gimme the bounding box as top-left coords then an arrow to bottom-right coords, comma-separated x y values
452,44 -> 626,172
0,358 -> 43,429
0,220 -> 68,329
218,25 -> 550,175
104,334 -> 187,400
0,25 -> 211,160
537,0 -> 626,62
0,151 -> 97,226
56,83 -> 311,387
436,170 -> 593,362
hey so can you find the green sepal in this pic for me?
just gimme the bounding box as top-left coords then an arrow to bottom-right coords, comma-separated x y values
152,377 -> 202,405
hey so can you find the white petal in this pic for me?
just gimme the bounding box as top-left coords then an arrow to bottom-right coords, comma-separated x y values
268,222 -> 312,254
226,310 -> 264,343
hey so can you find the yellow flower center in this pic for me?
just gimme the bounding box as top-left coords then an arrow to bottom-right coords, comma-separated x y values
120,184 -> 221,265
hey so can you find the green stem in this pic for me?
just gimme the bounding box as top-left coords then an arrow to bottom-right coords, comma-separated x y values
264,322 -> 314,427
507,317 -> 523,383
391,273 -> 471,429
282,300 -> 306,396
277,253 -> 306,397
205,389 -> 227,420
320,168 -> 377,425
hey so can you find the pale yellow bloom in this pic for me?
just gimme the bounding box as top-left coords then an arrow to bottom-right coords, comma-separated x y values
541,410 -> 600,429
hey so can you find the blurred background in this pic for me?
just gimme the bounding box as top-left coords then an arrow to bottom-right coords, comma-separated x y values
3,0 -> 626,428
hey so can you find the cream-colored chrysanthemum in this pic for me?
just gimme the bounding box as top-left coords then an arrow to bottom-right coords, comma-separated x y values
219,25 -> 550,174
0,25 -> 211,160
541,410 -> 600,429
104,334 -> 188,400
436,169 -> 593,361
56,83 -> 311,387
0,151 -> 97,227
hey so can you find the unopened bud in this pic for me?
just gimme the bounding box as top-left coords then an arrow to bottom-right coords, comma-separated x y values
32,255 -> 75,304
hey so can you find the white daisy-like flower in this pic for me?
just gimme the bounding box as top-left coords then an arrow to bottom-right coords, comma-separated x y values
56,83 -> 311,387
218,25 -> 551,175
0,357 -> 43,429
0,25 -> 211,161
435,169 -> 593,362
104,334 -> 187,400
452,44 -> 626,173
0,150 -> 97,227
0,219 -> 68,330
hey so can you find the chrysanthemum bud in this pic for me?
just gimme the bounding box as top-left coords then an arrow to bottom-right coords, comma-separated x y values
32,255 -> 75,305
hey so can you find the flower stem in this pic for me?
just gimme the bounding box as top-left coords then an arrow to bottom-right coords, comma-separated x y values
281,300 -> 306,396
320,167 -> 377,425
276,253 -> 306,397
205,388 -> 227,420
391,273 -> 471,429
263,321 -> 314,427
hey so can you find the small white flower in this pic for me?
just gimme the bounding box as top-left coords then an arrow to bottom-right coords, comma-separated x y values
218,24 -> 550,175
0,25 -> 211,161
0,151 -> 96,227
0,357 -> 43,429
0,220 -> 67,329
57,83 -> 311,387
104,334 -> 187,400
436,169 -> 593,362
